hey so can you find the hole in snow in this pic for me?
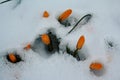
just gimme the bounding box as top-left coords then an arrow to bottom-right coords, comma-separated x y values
90,68 -> 105,77
6,52 -> 22,63
104,37 -> 118,50
66,46 -> 87,61
32,29 -> 60,54
59,16 -> 78,27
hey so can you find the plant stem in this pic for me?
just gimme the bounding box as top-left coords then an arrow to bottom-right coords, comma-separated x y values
68,14 -> 92,34
73,49 -> 78,57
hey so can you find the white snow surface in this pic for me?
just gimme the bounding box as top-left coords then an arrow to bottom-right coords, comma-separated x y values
0,0 -> 120,80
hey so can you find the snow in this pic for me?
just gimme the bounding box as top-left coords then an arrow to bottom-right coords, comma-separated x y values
0,0 -> 120,80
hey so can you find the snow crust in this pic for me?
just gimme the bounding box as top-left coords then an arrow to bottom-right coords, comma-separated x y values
0,0 -> 120,80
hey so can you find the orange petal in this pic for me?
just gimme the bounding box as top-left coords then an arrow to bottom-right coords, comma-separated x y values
41,34 -> 50,45
58,9 -> 72,21
76,35 -> 85,50
8,53 -> 17,63
90,62 -> 103,70
24,43 -> 31,50
43,11 -> 49,18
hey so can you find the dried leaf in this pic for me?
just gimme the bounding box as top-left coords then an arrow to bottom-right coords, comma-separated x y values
90,62 -> 103,70
76,35 -> 85,50
41,34 -> 50,45
58,9 -> 72,22
43,11 -> 49,18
